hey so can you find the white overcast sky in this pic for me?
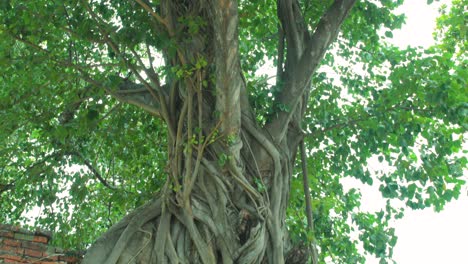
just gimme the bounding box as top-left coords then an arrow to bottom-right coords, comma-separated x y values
357,1 -> 468,263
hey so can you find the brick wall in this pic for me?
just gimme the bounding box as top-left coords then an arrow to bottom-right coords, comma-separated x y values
0,224 -> 83,264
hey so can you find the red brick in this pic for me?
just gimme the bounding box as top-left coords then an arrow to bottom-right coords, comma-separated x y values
4,259 -> 26,263
21,240 -> 47,251
13,233 -> 34,242
24,248 -> 43,258
0,231 -> 14,238
0,254 -> 26,261
3,239 -> 21,247
0,244 -> 12,251
32,235 -> 48,244
0,225 -> 82,263
34,228 -> 53,239
0,244 -> 24,254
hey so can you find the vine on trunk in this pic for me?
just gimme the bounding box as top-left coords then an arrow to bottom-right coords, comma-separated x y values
78,0 -> 356,263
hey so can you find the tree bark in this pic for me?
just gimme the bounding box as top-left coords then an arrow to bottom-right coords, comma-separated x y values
82,0 -> 356,263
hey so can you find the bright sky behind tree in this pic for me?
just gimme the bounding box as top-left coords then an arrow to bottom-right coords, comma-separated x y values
358,1 -> 468,263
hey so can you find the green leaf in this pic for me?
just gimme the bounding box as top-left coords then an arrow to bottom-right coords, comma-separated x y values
0,1 -> 465,262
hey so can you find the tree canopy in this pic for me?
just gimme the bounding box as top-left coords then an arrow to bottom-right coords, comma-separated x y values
0,0 -> 466,263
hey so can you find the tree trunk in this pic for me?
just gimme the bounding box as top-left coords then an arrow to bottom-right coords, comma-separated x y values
82,0 -> 356,263
83,123 -> 298,264
84,0 -> 298,263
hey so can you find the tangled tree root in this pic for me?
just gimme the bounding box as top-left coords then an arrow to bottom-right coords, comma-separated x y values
82,171 -> 287,264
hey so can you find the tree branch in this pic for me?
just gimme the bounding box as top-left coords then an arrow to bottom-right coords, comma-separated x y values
0,182 -> 15,195
134,0 -> 170,32
268,0 -> 357,143
82,0 -> 175,138
113,79 -> 163,118
8,16 -> 166,125
68,151 -> 117,191
75,70 -> 164,120
277,0 -> 310,64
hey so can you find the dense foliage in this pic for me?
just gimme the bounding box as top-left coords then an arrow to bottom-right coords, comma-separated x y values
0,0 -> 466,263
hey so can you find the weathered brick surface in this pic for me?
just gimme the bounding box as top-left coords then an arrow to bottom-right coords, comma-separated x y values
0,231 -> 13,239
0,254 -> 25,261
2,239 -> 20,247
22,240 -> 47,251
0,224 -> 82,263
32,235 -> 49,244
24,248 -> 43,258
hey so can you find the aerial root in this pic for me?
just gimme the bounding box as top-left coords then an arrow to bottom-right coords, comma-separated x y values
83,160 -> 288,264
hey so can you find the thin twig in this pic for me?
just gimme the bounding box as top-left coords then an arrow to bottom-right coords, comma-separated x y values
69,151 -> 117,190
134,0 -> 171,32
